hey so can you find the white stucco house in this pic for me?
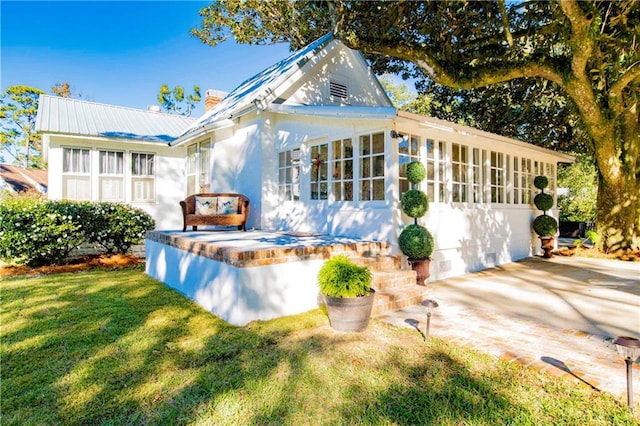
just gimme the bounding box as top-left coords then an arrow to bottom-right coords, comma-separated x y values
36,33 -> 572,282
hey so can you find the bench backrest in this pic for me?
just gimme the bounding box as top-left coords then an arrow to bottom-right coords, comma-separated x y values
182,193 -> 250,215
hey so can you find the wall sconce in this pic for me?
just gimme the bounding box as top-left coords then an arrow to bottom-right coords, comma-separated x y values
390,130 -> 408,142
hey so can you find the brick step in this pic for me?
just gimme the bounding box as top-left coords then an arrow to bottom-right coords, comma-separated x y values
337,242 -> 390,258
371,269 -> 417,291
350,255 -> 402,271
371,284 -> 430,316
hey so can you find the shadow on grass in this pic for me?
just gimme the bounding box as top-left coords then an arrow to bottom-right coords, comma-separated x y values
1,268 -> 635,425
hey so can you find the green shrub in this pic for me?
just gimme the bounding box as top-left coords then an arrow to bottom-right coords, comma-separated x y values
83,203 -> 155,255
0,196 -> 85,266
318,255 -> 372,298
533,175 -> 549,190
0,197 -> 155,266
534,193 -> 553,212
405,161 -> 426,184
401,189 -> 429,218
398,224 -> 434,259
532,214 -> 558,237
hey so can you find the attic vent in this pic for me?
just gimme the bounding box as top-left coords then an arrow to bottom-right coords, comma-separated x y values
329,80 -> 348,99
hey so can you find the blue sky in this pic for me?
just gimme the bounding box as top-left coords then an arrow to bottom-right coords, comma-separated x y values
1,1 -> 293,117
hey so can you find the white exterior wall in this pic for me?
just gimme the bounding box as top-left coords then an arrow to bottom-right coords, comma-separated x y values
46,134 -> 186,230
145,239 -> 323,325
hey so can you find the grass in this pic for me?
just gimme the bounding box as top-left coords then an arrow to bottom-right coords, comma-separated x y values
1,266 -> 637,425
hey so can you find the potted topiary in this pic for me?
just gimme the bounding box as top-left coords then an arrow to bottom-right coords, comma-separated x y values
398,161 -> 435,285
318,255 -> 374,332
532,175 -> 559,258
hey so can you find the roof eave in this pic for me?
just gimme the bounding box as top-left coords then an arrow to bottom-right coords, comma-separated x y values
169,118 -> 236,147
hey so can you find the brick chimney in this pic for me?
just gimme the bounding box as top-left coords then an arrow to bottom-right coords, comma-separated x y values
204,89 -> 227,112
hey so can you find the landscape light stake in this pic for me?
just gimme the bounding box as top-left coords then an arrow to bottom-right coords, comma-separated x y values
421,299 -> 439,342
613,336 -> 640,411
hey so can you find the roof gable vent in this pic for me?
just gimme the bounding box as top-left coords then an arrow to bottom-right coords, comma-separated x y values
329,80 -> 348,100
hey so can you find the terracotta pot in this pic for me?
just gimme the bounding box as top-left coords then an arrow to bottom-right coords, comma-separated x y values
323,290 -> 375,332
539,236 -> 555,258
408,258 -> 431,285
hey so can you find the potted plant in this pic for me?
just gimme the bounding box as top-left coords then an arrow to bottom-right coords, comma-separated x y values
399,161 -> 435,285
318,255 -> 374,332
532,175 -> 559,258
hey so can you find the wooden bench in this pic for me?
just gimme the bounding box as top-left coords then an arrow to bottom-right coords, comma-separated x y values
180,193 -> 250,232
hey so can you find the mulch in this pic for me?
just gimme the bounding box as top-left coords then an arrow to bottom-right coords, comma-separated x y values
0,254 -> 144,278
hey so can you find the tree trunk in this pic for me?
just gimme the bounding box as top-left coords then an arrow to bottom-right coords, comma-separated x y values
596,173 -> 640,251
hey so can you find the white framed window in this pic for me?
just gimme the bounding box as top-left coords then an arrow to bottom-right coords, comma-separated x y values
186,141 -> 211,194
311,143 -> 329,200
513,156 -> 521,204
398,134 -> 420,195
425,139 -> 436,201
359,132 -> 385,201
331,138 -> 354,201
278,148 -> 301,201
471,148 -> 483,203
131,152 -> 155,203
99,150 -> 124,201
490,151 -> 505,203
62,147 -> 91,200
437,141 -> 448,203
521,158 -> 532,204
545,163 -> 555,196
452,143 -> 468,203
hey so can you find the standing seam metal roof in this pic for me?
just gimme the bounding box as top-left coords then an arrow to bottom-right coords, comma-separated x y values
35,95 -> 195,143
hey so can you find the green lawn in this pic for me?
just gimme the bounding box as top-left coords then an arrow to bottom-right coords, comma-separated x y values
1,266 -> 637,425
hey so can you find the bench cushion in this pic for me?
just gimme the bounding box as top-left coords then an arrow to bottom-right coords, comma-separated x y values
195,196 -> 218,215
216,196 -> 238,214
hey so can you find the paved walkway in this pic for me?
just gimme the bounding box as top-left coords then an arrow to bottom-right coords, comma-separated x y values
378,256 -> 640,404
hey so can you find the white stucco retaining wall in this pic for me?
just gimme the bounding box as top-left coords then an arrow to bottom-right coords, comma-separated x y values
145,239 -> 324,325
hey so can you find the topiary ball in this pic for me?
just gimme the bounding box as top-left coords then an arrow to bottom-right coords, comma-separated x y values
398,224 -> 434,259
534,192 -> 553,212
532,214 -> 558,237
406,161 -> 426,184
533,175 -> 549,190
401,189 -> 429,218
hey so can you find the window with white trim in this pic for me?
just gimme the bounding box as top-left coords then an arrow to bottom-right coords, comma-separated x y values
131,153 -> 155,203
452,143 -> 468,203
513,156 -> 522,204
99,150 -> 124,201
186,141 -> 211,194
278,148 -> 301,201
521,158 -> 532,204
399,134 -> 420,195
62,147 -> 91,200
490,151 -> 505,203
331,138 -> 354,201
471,148 -> 483,203
545,163 -> 555,196
359,132 -> 385,201
311,143 -> 329,200
438,141 -> 447,203
425,139 -> 436,201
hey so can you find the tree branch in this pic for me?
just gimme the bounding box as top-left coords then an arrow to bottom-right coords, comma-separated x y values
497,0 -> 513,47
609,61 -> 640,115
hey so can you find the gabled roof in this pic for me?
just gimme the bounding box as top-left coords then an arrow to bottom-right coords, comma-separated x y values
36,95 -> 195,143
0,164 -> 48,193
172,33 -> 338,146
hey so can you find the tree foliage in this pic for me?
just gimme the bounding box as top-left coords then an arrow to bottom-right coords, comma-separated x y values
157,84 -> 202,116
557,155 -> 597,222
193,0 -> 639,250
51,82 -> 85,99
0,85 -> 45,168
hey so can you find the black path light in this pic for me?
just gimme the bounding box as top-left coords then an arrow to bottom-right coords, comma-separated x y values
613,336 -> 640,411
421,299 -> 439,342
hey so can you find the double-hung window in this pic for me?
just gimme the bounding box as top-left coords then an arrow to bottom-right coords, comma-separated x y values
398,134 -> 420,195
99,150 -> 124,201
452,143 -> 468,202
278,148 -> 301,201
311,143 -> 329,200
490,151 -> 505,203
62,147 -> 91,200
332,138 -> 354,201
186,141 -> 211,194
359,132 -> 385,201
131,153 -> 155,202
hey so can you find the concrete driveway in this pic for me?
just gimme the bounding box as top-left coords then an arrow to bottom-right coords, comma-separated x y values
380,255 -> 640,402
